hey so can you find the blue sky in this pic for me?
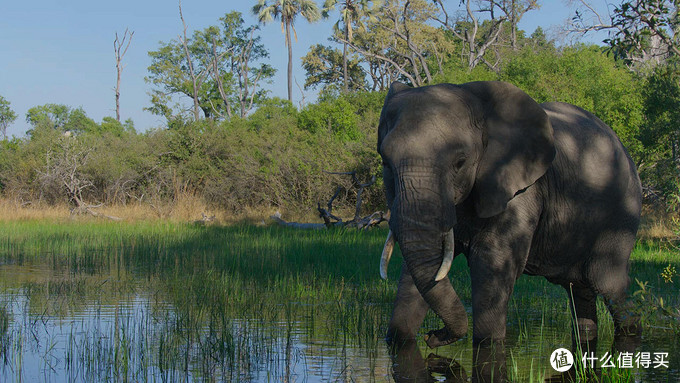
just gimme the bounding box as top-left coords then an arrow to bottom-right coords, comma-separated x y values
0,0 -> 610,137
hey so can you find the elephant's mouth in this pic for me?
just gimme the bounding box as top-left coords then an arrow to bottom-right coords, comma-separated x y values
380,228 -> 455,281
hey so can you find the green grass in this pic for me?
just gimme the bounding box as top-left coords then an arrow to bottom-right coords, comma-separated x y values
0,219 -> 678,381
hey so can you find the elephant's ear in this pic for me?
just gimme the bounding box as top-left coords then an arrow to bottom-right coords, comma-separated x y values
377,82 -> 411,153
461,81 -> 555,218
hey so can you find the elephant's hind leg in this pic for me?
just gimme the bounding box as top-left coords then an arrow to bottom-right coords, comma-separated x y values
588,234 -> 641,352
564,284 -> 598,353
601,279 -> 641,352
601,282 -> 641,353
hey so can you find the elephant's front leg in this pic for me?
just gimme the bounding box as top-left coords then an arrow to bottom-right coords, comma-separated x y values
469,233 -> 533,382
386,264 -> 430,347
469,253 -> 515,383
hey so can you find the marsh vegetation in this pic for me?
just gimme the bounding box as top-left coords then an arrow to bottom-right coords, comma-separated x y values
0,220 -> 677,382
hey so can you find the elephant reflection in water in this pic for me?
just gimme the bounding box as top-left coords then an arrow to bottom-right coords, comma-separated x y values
377,81 -> 642,382
390,340 -> 467,382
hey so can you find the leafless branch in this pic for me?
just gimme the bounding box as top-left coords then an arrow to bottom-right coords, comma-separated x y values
114,28 -> 134,122
337,35 -> 420,86
208,36 -> 234,119
566,0 -> 615,36
178,0 -> 209,121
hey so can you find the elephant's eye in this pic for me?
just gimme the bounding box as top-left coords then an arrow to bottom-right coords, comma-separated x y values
453,157 -> 466,171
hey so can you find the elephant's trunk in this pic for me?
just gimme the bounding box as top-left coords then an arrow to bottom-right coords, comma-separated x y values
380,228 -> 453,281
397,221 -> 468,347
388,169 -> 468,347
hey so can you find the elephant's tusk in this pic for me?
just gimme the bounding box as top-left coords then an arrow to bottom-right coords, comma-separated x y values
380,230 -> 395,280
435,229 -> 455,281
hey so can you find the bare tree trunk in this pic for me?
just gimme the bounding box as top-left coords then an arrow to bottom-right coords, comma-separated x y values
114,29 -> 134,122
179,0 -> 201,121
209,37 -> 233,119
342,20 -> 350,93
238,29 -> 257,117
285,19 -> 293,102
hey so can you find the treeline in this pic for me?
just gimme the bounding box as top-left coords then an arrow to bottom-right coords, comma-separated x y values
0,0 -> 678,216
0,93 -> 385,214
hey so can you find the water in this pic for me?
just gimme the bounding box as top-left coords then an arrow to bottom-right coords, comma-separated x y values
0,230 -> 678,382
0,262 -> 399,382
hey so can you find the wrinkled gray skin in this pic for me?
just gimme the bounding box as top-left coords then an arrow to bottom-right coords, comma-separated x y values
379,81 -> 642,381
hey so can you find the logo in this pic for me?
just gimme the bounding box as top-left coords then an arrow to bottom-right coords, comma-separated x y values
550,348 -> 574,372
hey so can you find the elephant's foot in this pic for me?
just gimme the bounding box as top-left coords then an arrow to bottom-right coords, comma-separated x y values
385,331 -> 416,349
472,339 -> 508,383
612,314 -> 641,353
424,327 -> 462,348
613,323 -> 642,353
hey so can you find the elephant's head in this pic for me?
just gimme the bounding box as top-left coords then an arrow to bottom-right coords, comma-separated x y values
378,81 -> 555,343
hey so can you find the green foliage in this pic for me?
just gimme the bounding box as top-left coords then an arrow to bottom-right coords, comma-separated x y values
246,97 -> 298,132
638,63 -> 680,200
298,96 -> 361,141
4,7 -> 680,213
0,95 -> 17,140
25,104 -> 100,137
302,44 -> 367,91
603,0 -> 679,66
0,138 -> 20,192
436,61 -> 497,84
0,92 -> 385,214
146,12 -> 274,121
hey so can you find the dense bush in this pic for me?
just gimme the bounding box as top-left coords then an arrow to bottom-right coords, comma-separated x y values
0,93 -> 384,216
0,43 -> 677,216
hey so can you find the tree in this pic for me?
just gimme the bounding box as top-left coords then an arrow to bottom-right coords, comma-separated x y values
431,0 -> 539,71
26,104 -> 99,137
302,44 -> 367,90
146,12 -> 274,121
340,0 -> 452,87
495,0 -> 540,50
218,12 -> 275,118
38,136 -> 95,210
342,22 -> 401,90
322,0 -> 381,92
0,96 -> 17,140
178,0 -> 207,121
114,28 -> 134,122
569,0 -> 679,68
566,0 -> 679,200
607,0 -> 679,66
252,0 -> 321,102
639,64 -> 680,197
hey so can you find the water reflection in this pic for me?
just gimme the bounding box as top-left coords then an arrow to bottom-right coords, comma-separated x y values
390,340 -> 467,382
0,260 -> 677,382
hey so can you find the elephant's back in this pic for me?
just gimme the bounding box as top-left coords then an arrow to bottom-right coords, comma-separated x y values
540,102 -> 640,204
529,102 -> 641,278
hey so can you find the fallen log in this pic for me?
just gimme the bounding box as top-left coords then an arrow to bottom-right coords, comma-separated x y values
270,169 -> 387,230
270,211 -> 332,230
270,210 -> 387,230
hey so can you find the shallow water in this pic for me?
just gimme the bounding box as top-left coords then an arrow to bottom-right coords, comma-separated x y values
0,282 -> 395,382
0,233 -> 678,382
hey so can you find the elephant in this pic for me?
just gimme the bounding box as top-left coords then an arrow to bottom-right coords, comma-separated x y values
377,81 -> 642,380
